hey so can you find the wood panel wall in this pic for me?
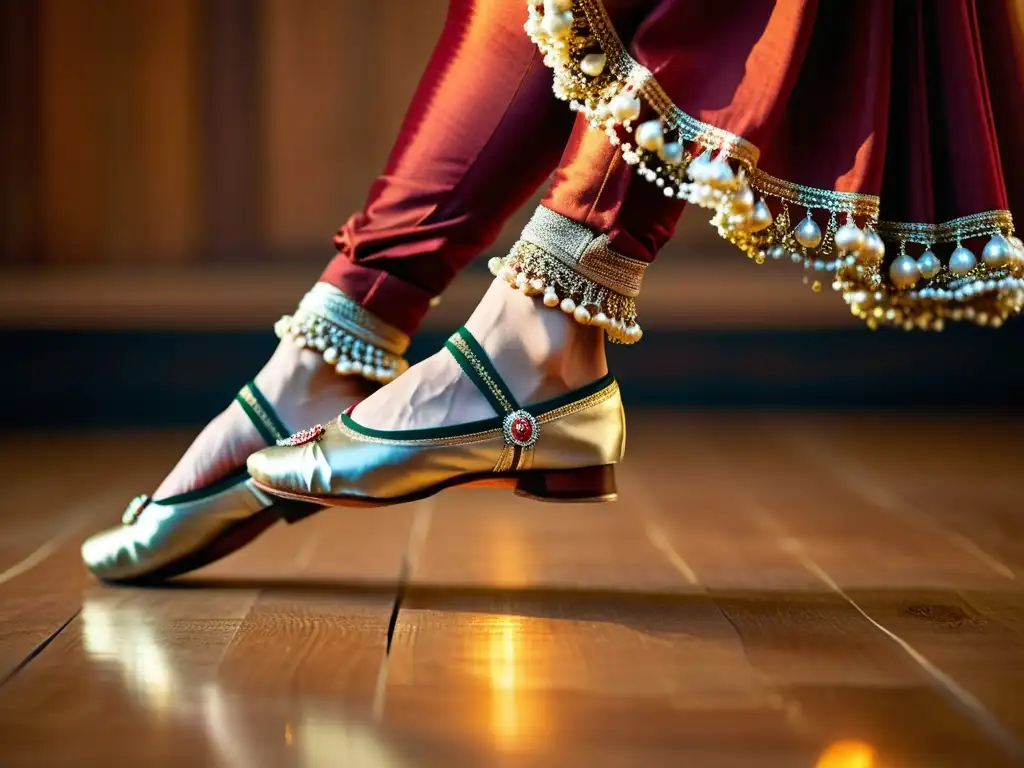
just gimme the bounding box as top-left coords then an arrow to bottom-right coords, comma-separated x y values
1,0 -> 721,269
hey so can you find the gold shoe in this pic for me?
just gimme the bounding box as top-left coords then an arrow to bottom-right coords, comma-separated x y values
81,382 -> 319,584
247,326 -> 625,506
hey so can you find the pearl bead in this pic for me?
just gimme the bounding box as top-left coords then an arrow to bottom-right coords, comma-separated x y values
529,278 -> 545,293
580,53 -> 606,77
314,337 -> 328,351
560,297 -> 576,314
323,347 -> 339,365
487,257 -> 502,275
573,305 -> 592,324
706,159 -> 735,188
768,243 -> 786,260
1008,236 -> 1024,262
686,150 -> 713,182
499,265 -> 517,284
749,200 -> 773,232
693,184 -> 716,206
862,228 -> 886,263
916,250 -> 941,279
658,141 -> 683,164
634,120 -> 664,151
889,254 -> 920,289
834,220 -> 866,253
793,216 -> 822,249
592,312 -> 610,328
293,335 -> 307,348
625,323 -> 642,343
949,246 -> 977,275
541,9 -> 573,37
609,93 -> 641,123
982,234 -> 1012,267
335,359 -> 354,375
731,184 -> 755,213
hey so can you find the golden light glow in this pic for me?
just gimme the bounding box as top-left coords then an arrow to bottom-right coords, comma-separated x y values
489,616 -> 522,749
815,739 -> 878,768
481,614 -> 553,751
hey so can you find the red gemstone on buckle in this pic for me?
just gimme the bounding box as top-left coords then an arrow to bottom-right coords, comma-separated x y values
503,409 -> 539,448
511,417 -> 532,442
277,424 -> 325,447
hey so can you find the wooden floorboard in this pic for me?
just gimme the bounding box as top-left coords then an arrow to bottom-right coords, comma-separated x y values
0,416 -> 1022,765
624,414 -> 1024,766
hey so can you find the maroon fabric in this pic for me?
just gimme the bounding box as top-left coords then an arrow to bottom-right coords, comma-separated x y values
323,0 -> 1022,335
541,114 -> 686,263
321,0 -> 664,335
625,0 -> 1020,223
321,0 -> 575,336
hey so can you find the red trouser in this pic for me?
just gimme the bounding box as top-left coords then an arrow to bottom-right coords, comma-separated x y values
320,0 -> 683,337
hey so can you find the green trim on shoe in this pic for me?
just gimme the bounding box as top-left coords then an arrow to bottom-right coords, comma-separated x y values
235,381 -> 290,445
341,337 -> 615,442
444,327 -> 521,415
152,466 -> 252,506
148,382 -> 290,506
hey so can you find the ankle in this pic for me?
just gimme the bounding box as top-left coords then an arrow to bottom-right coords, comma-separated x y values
464,279 -> 608,402
257,340 -> 377,408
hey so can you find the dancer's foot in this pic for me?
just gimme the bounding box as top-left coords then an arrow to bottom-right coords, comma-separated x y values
248,280 -> 623,507
153,339 -> 376,500
81,339 -> 378,584
350,278 -> 608,431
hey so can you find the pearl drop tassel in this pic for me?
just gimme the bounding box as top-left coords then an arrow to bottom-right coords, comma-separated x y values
982,234 -> 1012,267
794,216 -> 822,249
916,250 -> 941,279
949,246 -> 977,276
541,8 -> 573,37
749,200 -> 773,232
686,150 -> 713,182
731,184 -> 755,213
889,254 -> 920,289
634,120 -> 664,151
834,220 -> 866,253
862,228 -> 886,264
706,158 -> 735,188
580,53 -> 606,77
609,93 -> 641,122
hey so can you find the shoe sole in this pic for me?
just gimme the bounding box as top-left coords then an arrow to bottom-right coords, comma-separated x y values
250,464 -> 619,508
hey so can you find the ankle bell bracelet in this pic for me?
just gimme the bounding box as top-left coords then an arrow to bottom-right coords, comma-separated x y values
275,282 -> 410,383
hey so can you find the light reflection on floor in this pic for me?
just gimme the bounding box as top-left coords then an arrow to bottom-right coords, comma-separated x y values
81,596 -> 410,767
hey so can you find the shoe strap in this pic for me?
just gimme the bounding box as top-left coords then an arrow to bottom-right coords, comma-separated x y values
235,381 -> 290,445
444,327 -> 521,417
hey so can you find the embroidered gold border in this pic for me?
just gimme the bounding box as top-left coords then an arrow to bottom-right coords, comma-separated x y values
576,0 -> 878,216
298,282 -> 410,355
334,382 -> 620,447
238,385 -> 289,443
447,334 -> 515,413
875,210 -> 1015,244
521,205 -> 647,297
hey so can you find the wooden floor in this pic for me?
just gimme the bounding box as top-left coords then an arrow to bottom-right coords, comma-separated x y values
1,413 -> 1023,767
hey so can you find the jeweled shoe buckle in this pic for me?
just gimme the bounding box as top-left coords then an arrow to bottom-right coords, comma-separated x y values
277,424 -> 325,447
503,410 -> 539,448
122,494 -> 152,526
